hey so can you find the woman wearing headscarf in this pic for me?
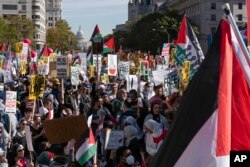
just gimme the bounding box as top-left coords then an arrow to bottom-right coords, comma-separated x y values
144,119 -> 167,157
13,119 -> 27,147
123,116 -> 143,140
144,103 -> 169,131
124,125 -> 142,166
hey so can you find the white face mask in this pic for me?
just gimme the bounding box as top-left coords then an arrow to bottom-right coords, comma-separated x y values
126,154 -> 135,165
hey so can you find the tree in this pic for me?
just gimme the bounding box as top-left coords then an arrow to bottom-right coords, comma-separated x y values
114,8 -> 199,55
0,16 -> 35,45
46,20 -> 77,53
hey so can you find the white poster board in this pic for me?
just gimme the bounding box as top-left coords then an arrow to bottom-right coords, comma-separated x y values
79,53 -> 87,71
108,54 -> 117,76
25,125 -> 34,151
126,75 -> 138,92
5,91 -> 17,113
118,61 -> 130,79
71,66 -> 79,86
105,129 -> 124,150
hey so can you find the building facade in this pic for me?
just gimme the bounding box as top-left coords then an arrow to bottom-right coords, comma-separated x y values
0,0 -> 47,50
167,0 -> 246,53
46,0 -> 61,28
128,0 -> 166,21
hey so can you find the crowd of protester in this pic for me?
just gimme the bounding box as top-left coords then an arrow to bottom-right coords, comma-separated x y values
0,70 -> 182,166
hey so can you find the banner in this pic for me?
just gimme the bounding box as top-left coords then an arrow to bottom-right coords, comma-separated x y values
140,61 -> 149,75
5,91 -> 17,113
108,54 -> 117,76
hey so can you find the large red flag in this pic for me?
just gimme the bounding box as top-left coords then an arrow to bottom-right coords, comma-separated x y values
150,19 -> 250,167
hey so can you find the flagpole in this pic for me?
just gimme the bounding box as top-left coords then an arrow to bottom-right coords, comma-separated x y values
223,3 -> 250,66
223,3 -> 250,86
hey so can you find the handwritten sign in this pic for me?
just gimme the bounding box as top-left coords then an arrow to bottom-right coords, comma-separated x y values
5,91 -> 17,113
104,129 -> 124,150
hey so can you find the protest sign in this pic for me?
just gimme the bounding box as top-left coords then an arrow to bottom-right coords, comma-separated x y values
57,56 -> 68,79
29,76 -> 45,100
5,91 -> 17,113
43,115 -> 88,144
79,53 -> 87,72
108,54 -> 117,76
118,61 -> 130,79
71,66 -> 79,86
104,129 -> 124,150
25,125 -> 34,151
140,61 -> 149,76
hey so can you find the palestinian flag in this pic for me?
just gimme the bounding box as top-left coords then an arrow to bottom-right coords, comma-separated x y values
90,25 -> 103,54
247,0 -> 250,49
90,24 -> 101,41
150,19 -> 250,167
103,36 -> 115,54
76,128 -> 97,166
174,16 -> 204,77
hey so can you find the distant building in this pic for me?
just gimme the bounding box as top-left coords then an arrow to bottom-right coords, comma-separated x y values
0,0 -> 46,50
113,0 -> 167,33
166,0 -> 246,53
128,0 -> 166,21
76,25 -> 91,51
46,0 -> 62,28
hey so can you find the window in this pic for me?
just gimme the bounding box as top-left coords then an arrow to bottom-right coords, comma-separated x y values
211,14 -> 216,21
238,14 -> 243,21
22,5 -> 26,10
211,3 -> 216,10
238,3 -> 242,10
2,4 -> 17,10
147,0 -> 151,5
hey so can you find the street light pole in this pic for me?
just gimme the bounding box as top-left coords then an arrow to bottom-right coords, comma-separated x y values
93,36 -> 102,81
152,28 -> 170,43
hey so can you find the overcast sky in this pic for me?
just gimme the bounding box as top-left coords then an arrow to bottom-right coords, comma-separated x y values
62,0 -> 128,40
